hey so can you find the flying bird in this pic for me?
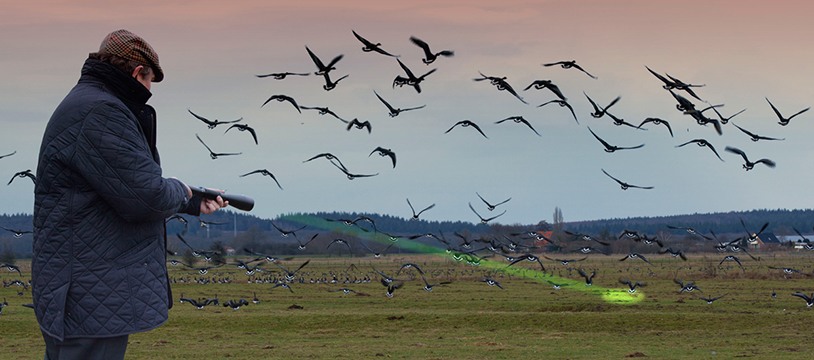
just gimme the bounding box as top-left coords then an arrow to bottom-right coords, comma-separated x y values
495,116 -> 541,136
187,109 -> 242,129
374,90 -> 425,117
710,106 -> 746,125
321,72 -> 349,91
619,279 -> 647,293
352,30 -> 399,57
543,60 -> 597,79
584,92 -> 620,118
407,198 -> 435,220
724,146 -> 776,171
195,134 -> 241,159
445,120 -> 488,138
393,58 -> 436,93
468,202 -> 506,224
300,106 -> 346,123
261,94 -> 301,113
224,123 -> 258,145
346,118 -> 372,133
619,252 -> 652,265
369,147 -> 396,168
8,170 -> 36,185
588,127 -> 644,153
601,169 -> 653,190
719,255 -> 745,271
729,123 -> 784,142
637,117 -> 673,137
0,151 -> 16,160
330,161 -> 378,180
577,268 -> 596,286
475,192 -> 511,211
474,71 -> 527,104
240,169 -> 282,190
791,292 -> 814,307
537,99 -> 578,124
766,98 -> 809,126
409,36 -> 454,64
0,263 -> 22,276
1,227 -> 32,238
275,259 -> 311,281
305,46 -> 343,76
675,139 -> 723,161
303,153 -> 348,171
523,79 -> 567,101
255,71 -> 310,80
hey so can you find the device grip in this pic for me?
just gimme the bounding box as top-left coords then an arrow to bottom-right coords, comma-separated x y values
190,186 -> 255,212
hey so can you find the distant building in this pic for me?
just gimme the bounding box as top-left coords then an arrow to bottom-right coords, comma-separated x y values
775,233 -> 813,250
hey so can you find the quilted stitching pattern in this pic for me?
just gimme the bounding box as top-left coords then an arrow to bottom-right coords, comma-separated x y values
33,74 -> 182,341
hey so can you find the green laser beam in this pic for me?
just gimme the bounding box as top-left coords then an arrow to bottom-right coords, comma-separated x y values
283,214 -> 644,304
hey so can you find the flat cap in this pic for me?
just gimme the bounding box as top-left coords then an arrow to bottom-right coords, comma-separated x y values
98,29 -> 164,82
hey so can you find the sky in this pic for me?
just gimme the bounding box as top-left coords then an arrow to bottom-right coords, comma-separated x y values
1,0 -> 813,225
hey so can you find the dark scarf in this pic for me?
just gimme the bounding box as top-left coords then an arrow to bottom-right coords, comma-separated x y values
80,58 -> 159,162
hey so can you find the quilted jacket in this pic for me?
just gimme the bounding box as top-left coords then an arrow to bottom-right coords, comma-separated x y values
33,58 -> 197,340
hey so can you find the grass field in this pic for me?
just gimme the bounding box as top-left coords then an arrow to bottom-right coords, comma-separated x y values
3,252 -> 814,359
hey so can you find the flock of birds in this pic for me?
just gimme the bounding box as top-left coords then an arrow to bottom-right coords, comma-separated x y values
2,30 -> 814,319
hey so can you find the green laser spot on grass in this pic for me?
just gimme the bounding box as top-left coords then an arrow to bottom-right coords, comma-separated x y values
283,214 -> 645,304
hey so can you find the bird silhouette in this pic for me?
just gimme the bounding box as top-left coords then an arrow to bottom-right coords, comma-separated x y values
8,170 -> 36,185
730,123 -> 784,142
305,46 -> 343,76
474,71 -> 527,104
537,99 -> 578,124
346,118 -> 372,133
369,146 -> 396,168
577,268 -> 596,286
407,198 -> 435,220
300,106 -> 346,123
584,92 -> 620,118
330,161 -> 378,180
791,292 -> 814,307
724,146 -> 775,171
303,153 -> 348,171
393,59 -> 436,93
255,71 -> 310,80
240,169 -> 282,189
0,263 -> 22,276
321,72 -> 349,91
588,127 -> 644,153
675,139 -> 723,161
352,30 -> 399,57
409,36 -> 454,64
543,60 -> 597,79
195,134 -> 241,159
602,169 -> 653,190
224,123 -> 258,145
619,279 -> 647,293
766,97 -> 810,126
0,151 -> 16,160
523,79 -> 567,101
475,192 -> 511,211
637,117 -> 673,137
710,106 -> 746,125
495,116 -> 541,136
187,109 -> 242,129
468,202 -> 506,224
261,94 -> 301,113
1,227 -> 32,238
374,90 -> 425,117
445,120 -> 488,138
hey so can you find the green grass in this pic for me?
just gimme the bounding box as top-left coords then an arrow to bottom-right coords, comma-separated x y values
3,253 -> 814,359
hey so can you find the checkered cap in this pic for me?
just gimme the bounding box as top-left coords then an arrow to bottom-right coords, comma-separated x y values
98,29 -> 164,82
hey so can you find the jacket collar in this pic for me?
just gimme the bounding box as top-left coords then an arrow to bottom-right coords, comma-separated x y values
80,57 -> 152,115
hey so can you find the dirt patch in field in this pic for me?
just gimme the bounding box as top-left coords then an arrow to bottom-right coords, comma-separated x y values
625,351 -> 647,357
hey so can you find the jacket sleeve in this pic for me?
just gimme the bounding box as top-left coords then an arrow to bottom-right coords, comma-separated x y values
74,101 -> 188,222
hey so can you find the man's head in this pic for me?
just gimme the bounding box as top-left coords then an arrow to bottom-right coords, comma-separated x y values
92,29 -> 164,88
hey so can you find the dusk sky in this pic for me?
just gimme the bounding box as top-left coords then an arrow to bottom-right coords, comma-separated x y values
1,1 -> 813,225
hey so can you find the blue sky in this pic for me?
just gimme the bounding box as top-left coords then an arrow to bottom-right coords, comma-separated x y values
1,0 -> 813,224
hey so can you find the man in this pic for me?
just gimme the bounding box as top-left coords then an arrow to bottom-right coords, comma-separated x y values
33,29 -> 226,359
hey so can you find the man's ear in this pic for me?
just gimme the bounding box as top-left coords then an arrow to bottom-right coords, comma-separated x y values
131,65 -> 145,78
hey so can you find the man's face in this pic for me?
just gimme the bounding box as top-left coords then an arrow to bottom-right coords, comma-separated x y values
132,65 -> 153,91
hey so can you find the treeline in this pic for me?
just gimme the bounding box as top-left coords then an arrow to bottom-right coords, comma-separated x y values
3,208 -> 813,258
